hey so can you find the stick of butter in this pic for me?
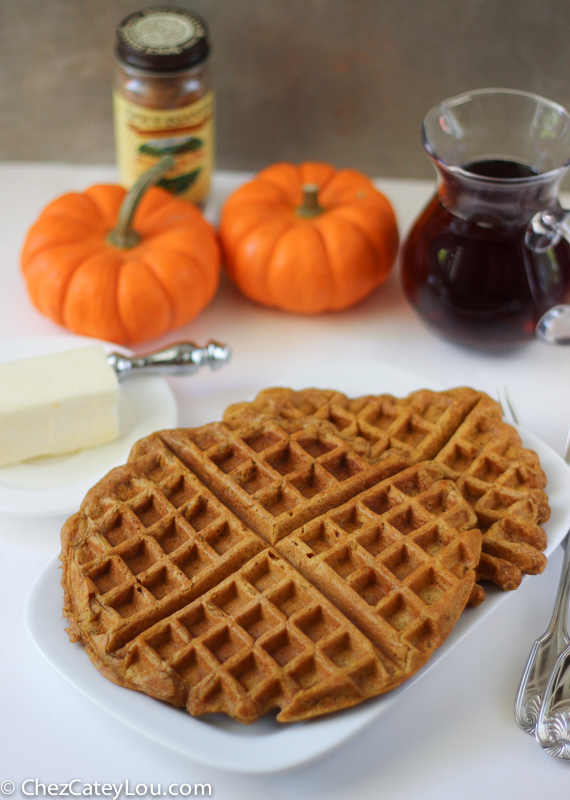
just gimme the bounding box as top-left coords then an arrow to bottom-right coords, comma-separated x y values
0,345 -> 119,467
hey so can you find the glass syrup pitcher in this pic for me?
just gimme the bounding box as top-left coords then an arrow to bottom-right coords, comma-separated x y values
400,88 -> 570,348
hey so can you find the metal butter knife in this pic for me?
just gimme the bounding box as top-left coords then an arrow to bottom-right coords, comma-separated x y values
107,341 -> 231,380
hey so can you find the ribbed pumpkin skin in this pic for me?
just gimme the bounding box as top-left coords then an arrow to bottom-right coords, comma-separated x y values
219,162 -> 399,313
21,185 -> 220,345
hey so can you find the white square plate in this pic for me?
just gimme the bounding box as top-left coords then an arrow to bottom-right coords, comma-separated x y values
25,361 -> 570,773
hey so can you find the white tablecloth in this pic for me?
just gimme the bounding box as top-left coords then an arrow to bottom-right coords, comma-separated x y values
3,163 -> 570,797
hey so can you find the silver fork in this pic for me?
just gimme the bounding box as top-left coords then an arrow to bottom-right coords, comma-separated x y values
531,428 -> 570,758
509,391 -> 570,756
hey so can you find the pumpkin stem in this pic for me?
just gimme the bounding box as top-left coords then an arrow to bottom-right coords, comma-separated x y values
296,184 -> 324,219
107,156 -> 176,249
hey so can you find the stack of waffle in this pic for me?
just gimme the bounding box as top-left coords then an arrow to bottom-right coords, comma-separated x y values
61,385 -> 549,724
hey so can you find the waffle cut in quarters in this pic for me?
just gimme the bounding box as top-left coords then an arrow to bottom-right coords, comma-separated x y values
153,419 -> 413,545
223,386 -> 483,462
61,423 -> 481,724
276,461 -> 481,662
433,394 -> 550,604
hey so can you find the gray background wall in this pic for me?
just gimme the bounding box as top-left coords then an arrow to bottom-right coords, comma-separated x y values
1,0 -> 569,179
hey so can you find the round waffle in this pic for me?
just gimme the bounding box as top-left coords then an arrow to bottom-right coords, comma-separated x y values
62,415 -> 481,724
61,386 -> 549,724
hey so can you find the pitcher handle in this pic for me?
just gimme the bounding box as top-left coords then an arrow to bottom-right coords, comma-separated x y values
526,209 -> 570,253
525,211 -> 570,343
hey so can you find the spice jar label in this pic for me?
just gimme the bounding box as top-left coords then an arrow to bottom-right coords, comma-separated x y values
113,89 -> 215,205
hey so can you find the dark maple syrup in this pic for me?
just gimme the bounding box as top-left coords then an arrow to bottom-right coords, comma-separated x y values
462,159 -> 538,179
401,158 -> 570,348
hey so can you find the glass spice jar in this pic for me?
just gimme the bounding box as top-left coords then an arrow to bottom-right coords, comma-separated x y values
113,6 -> 214,206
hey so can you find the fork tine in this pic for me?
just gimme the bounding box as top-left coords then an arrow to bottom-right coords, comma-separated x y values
502,387 -> 520,425
495,387 -> 520,425
494,388 -> 507,418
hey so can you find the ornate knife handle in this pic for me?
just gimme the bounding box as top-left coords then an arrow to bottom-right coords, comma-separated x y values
107,341 -> 231,381
514,535 -> 570,737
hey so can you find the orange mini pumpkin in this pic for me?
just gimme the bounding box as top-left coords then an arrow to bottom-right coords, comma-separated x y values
21,160 -> 220,345
219,162 -> 399,313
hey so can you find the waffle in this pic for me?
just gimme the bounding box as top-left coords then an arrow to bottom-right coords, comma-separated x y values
223,387 -> 550,604
152,419 -> 413,545
62,419 -> 481,724
61,451 -> 269,656
223,386 -> 482,462
276,462 -> 480,656
433,394 -> 549,601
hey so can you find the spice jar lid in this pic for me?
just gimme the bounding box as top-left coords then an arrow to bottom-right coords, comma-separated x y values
116,6 -> 209,72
